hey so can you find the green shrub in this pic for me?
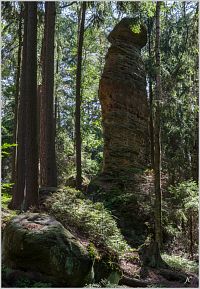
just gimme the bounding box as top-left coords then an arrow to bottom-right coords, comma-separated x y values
45,187 -> 130,257
162,253 -> 198,274
1,191 -> 12,208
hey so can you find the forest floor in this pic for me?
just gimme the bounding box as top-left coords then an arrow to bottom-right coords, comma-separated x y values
119,252 -> 198,288
1,192 -> 199,288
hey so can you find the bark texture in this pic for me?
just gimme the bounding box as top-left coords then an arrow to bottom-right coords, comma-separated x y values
40,2 -> 57,188
154,2 -> 162,248
11,2 -> 38,210
11,4 -> 23,185
24,2 -> 38,209
75,2 -> 86,190
12,3 -> 28,209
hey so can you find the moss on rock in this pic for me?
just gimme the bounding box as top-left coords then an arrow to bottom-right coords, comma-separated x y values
2,213 -> 93,287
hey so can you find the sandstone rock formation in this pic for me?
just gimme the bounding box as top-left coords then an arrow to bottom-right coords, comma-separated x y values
88,18 -> 150,246
100,18 -> 149,173
2,213 -> 93,287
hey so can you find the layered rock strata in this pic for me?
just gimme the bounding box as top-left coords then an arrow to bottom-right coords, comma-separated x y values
88,18 -> 150,246
100,18 -> 149,173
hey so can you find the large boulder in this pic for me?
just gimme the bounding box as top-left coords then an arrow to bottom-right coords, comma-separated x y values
2,213 -> 93,287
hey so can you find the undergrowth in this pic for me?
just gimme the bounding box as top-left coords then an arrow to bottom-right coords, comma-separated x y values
45,187 -> 131,257
162,253 -> 198,274
1,191 -> 12,209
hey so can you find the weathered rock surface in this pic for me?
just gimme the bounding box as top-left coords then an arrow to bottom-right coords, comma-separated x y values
2,213 -> 93,287
100,18 -> 149,173
88,18 -> 150,246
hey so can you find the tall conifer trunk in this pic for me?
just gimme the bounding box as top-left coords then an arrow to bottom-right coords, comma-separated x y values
24,2 -> 38,209
154,1 -> 162,248
11,4 -> 23,186
75,1 -> 86,190
40,2 -> 57,188
12,2 -> 38,210
12,3 -> 28,209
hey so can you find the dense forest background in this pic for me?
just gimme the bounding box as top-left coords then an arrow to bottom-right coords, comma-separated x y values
1,1 -> 199,288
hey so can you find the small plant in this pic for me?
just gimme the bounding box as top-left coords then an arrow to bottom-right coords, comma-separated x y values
1,265 -> 12,279
87,242 -> 100,260
162,253 -> 198,274
1,191 -> 12,208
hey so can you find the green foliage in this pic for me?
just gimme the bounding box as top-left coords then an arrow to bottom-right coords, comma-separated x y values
15,278 -> 52,288
1,265 -> 12,279
15,278 -> 32,288
130,23 -> 141,34
163,180 -> 198,256
1,182 -> 14,193
162,254 -> 198,274
1,143 -> 17,157
87,242 -> 100,260
45,187 -> 130,257
169,180 -> 198,213
1,191 -> 12,208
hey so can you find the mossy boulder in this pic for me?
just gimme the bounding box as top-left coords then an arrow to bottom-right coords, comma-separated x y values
2,213 -> 93,287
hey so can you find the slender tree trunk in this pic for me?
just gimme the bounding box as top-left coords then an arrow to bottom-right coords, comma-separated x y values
191,113 -> 198,182
24,2 -> 38,209
75,1 -> 86,190
39,35 -> 45,186
189,212 -> 194,259
55,38 -> 59,134
11,4 -> 23,186
154,1 -> 162,248
11,3 -> 28,209
148,18 -> 155,169
40,2 -> 57,188
37,84 -> 42,186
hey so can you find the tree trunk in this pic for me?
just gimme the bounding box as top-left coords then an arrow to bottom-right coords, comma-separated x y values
11,4 -> 22,186
189,212 -> 194,259
148,18 -> 155,169
154,1 -> 162,248
75,1 -> 86,190
40,2 -> 57,188
11,3 -> 28,209
24,2 -> 38,209
191,114 -> 198,182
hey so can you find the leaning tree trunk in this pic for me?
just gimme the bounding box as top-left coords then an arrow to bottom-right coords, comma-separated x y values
75,1 -> 86,190
154,1 -> 162,248
24,2 -> 38,209
40,1 -> 57,188
11,3 -> 28,210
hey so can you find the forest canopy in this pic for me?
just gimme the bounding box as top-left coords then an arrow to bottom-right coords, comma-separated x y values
1,1 -> 199,288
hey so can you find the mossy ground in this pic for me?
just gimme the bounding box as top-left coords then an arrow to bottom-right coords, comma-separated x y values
45,187 -> 131,259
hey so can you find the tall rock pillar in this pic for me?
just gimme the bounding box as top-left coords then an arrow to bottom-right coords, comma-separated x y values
100,18 -> 149,173
88,18 -> 150,246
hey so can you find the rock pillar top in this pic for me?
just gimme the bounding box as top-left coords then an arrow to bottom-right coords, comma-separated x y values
108,18 -> 147,48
